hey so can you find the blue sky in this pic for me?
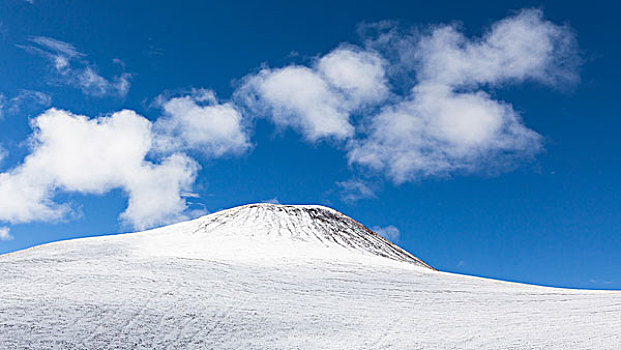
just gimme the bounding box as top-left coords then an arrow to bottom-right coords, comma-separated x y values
0,0 -> 619,289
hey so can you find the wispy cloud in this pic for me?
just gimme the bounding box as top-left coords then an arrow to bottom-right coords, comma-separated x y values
0,146 -> 7,166
589,279 -> 613,285
336,179 -> 377,203
19,36 -> 131,97
0,90 -> 51,117
262,197 -> 281,204
371,225 -> 400,242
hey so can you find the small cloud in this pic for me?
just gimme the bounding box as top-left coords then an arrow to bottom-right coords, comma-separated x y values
19,36 -> 131,98
181,192 -> 200,198
184,202 -> 208,220
336,179 -> 376,203
457,260 -> 466,267
28,36 -> 84,60
371,225 -> 400,242
589,279 -> 613,285
1,90 -> 52,116
112,58 -> 126,69
262,197 -> 280,204
153,89 -> 251,158
0,227 -> 13,241
145,38 -> 164,57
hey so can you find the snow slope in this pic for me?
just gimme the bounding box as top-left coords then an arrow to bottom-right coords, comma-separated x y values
1,203 -> 620,349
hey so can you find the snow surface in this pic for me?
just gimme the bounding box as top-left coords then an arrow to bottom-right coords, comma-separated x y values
1,203 -> 620,349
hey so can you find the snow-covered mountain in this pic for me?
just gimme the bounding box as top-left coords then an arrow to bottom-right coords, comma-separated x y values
1,203 -> 620,349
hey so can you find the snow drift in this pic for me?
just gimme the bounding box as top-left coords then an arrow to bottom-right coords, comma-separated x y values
1,203 -> 620,349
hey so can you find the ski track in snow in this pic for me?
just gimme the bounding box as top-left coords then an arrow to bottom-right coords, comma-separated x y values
1,204 -> 620,349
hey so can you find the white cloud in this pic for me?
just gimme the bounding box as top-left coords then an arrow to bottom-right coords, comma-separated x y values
240,66 -> 353,141
336,179 -> 376,203
348,82 -> 542,182
154,89 -> 251,157
414,9 -> 578,87
236,9 -> 577,185
347,9 -> 576,183
29,36 -> 83,61
0,108 -> 198,230
76,67 -> 131,98
0,226 -> 12,241
237,46 -> 388,142
20,36 -> 131,97
317,47 -> 389,107
371,225 -> 400,242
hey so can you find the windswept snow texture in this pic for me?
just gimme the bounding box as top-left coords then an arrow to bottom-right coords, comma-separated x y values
1,204 -> 620,349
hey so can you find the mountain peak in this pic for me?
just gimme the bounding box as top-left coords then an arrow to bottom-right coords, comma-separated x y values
185,203 -> 434,269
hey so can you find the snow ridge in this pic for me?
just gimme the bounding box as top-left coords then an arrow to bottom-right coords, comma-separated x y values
192,203 -> 433,269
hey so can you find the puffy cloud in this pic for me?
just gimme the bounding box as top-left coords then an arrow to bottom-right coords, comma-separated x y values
348,82 -> 542,182
347,9 -> 577,183
0,227 -> 12,241
414,9 -> 578,87
240,66 -> 353,141
237,47 -> 388,141
20,36 -> 131,97
317,47 -> 389,107
118,154 -> 198,229
0,109 -> 198,230
371,225 -> 400,242
236,9 -> 577,184
154,89 -> 251,157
